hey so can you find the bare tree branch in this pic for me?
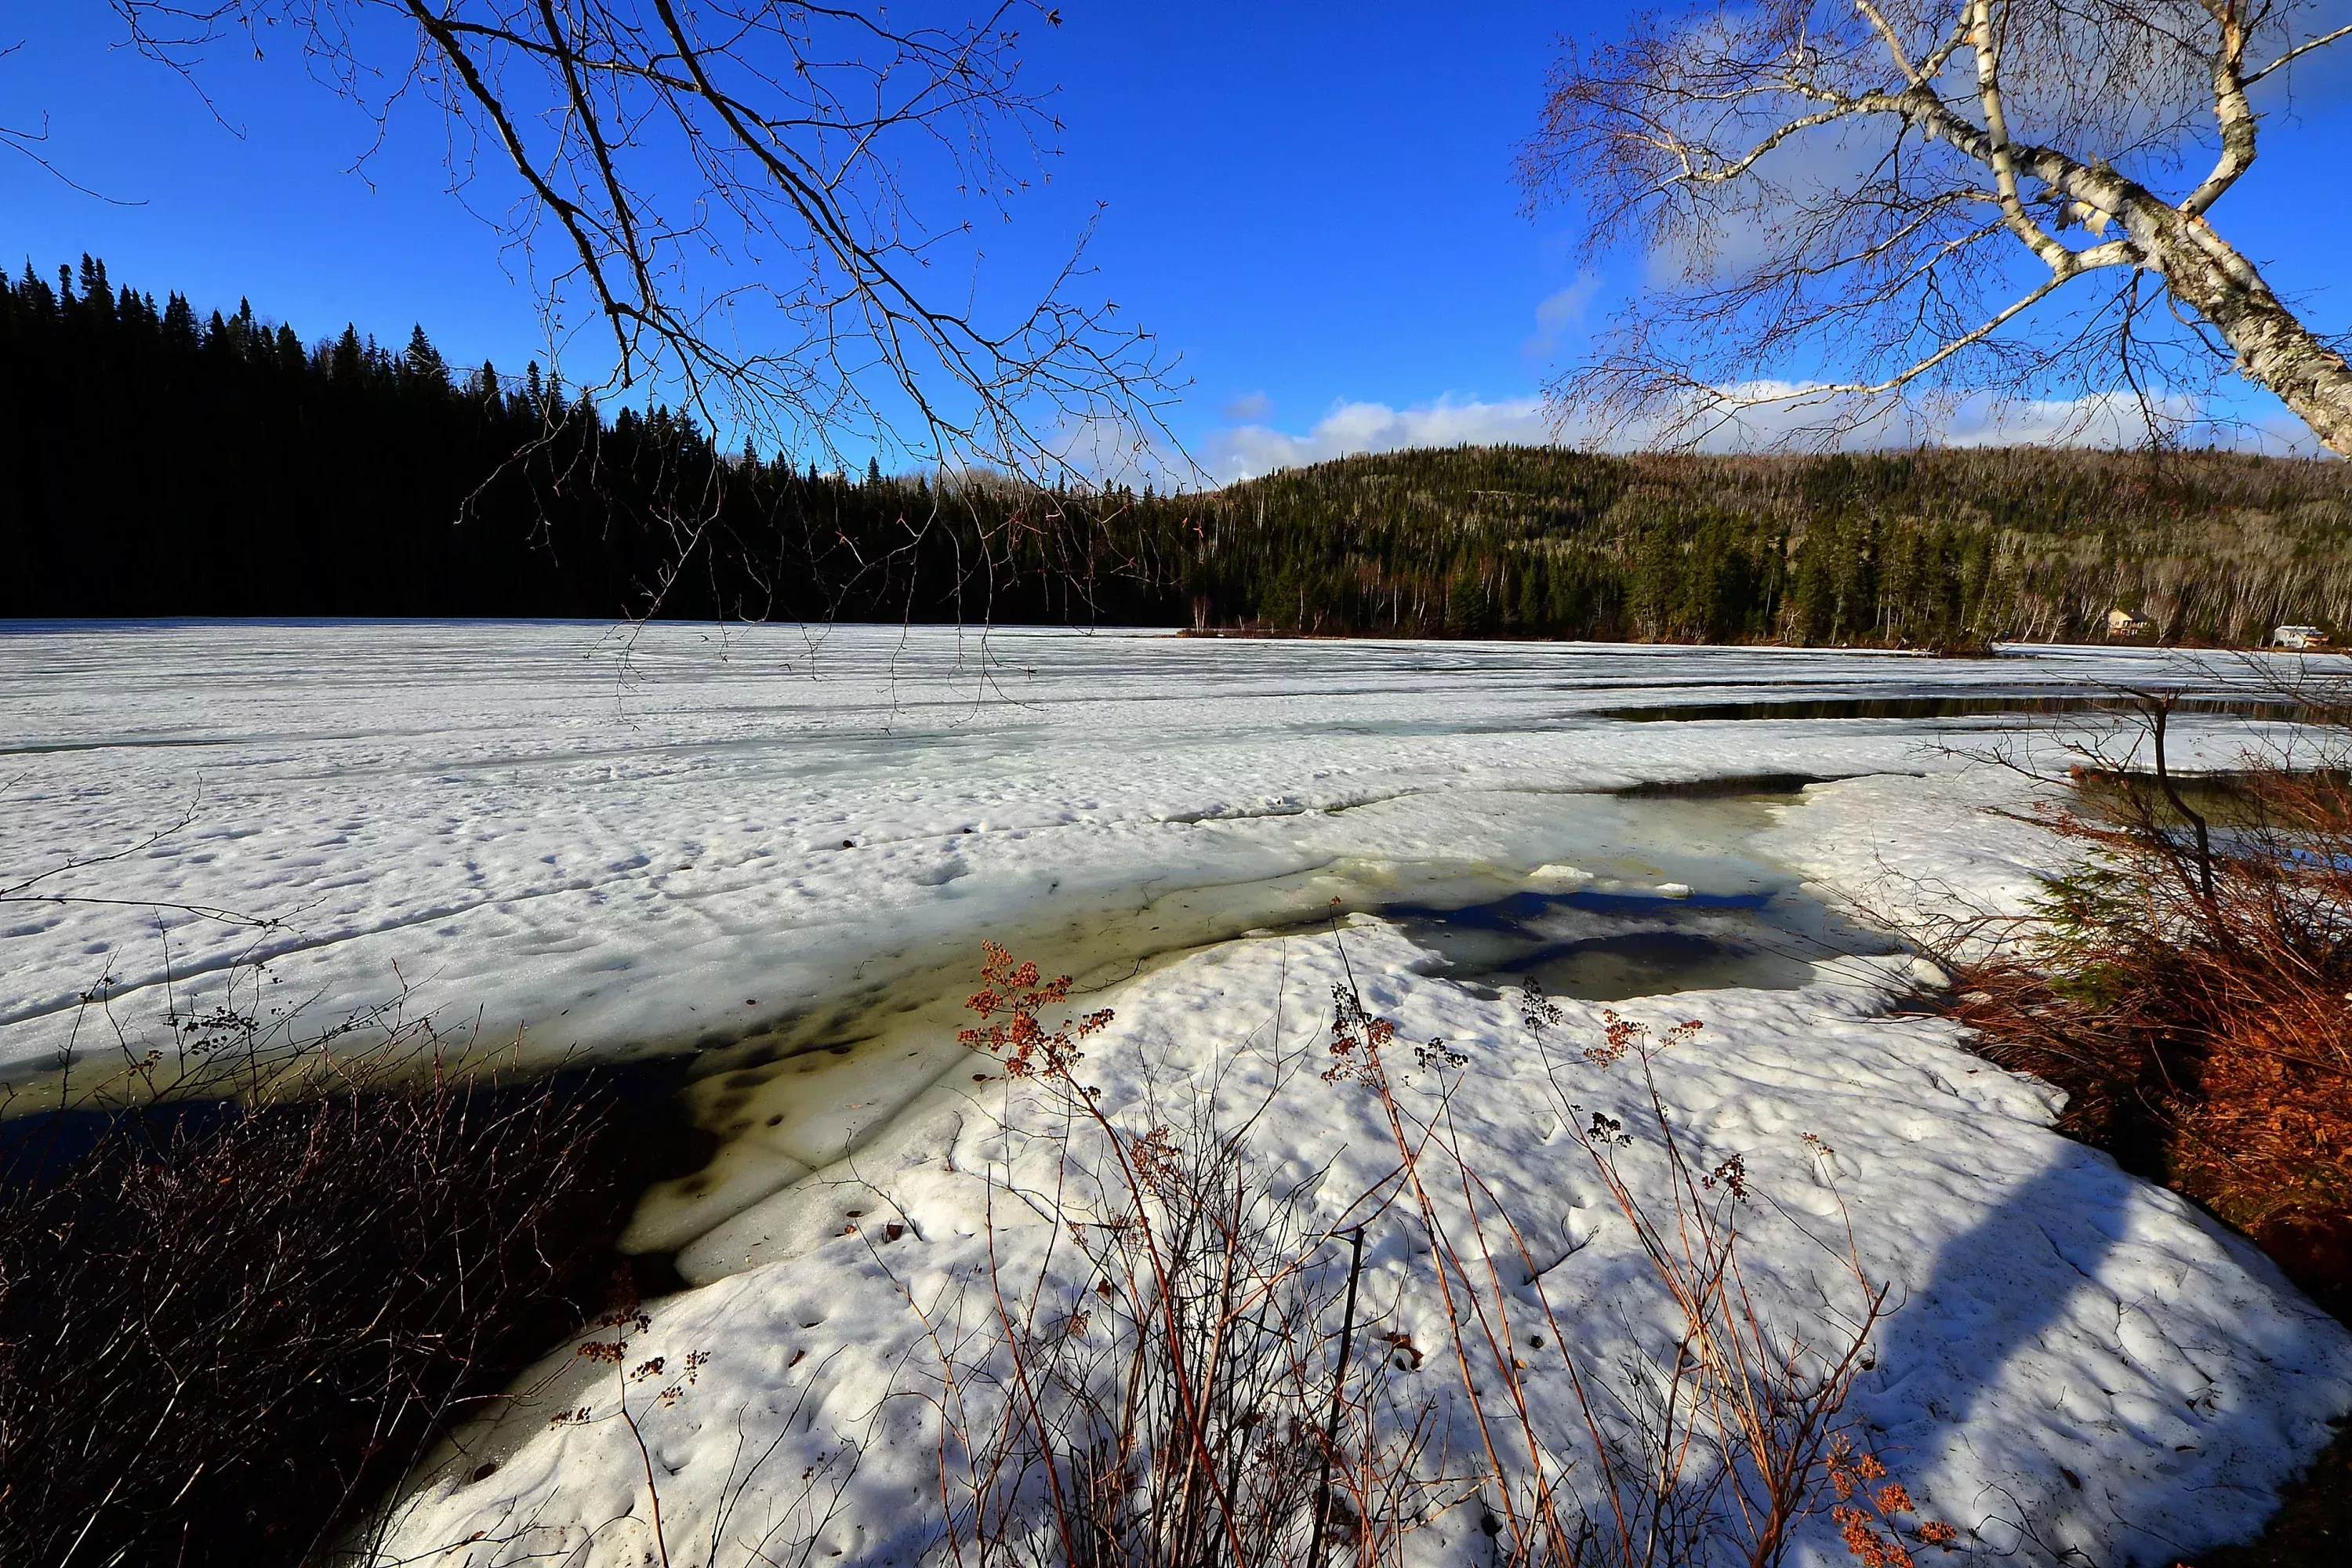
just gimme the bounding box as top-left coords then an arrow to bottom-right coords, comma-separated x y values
0,42 -> 147,204
1522,0 -> 2352,456
2244,20 -> 2352,85
103,2 -> 1185,487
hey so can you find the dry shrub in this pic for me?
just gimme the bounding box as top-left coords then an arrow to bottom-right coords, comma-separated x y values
949,1114 -> 1429,1568
928,944 -> 1443,1568
1388,985 -> 1929,1568
1949,701 -> 2352,1312
0,1036 -> 639,1568
931,942 -> 1944,1568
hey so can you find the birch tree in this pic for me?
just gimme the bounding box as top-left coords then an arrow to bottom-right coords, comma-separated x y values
1520,1 -> 2352,454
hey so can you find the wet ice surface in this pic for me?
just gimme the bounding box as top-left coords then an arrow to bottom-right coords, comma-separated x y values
0,621 -> 2294,1087
619,788 -> 1901,1263
1363,789 -> 1907,1002
6,622 -> 2348,1566
1597,691 -> 2302,722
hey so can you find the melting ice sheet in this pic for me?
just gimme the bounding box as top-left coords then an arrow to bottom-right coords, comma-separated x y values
1384,882 -> 1902,1002
399,923 -> 2352,1568
619,786 -> 1905,1261
5,623 -> 2347,1566
0,622 -> 2292,1088
1367,795 -> 1909,1002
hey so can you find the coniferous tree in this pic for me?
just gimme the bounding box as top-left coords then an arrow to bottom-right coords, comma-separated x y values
5,257 -> 2352,641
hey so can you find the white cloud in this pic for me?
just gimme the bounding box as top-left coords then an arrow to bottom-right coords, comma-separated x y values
1936,391 -> 2195,448
1221,390 -> 1273,422
1592,381 -> 2190,451
1680,384 -> 2322,454
1207,396 -> 1553,481
1198,383 -> 2324,485
1525,273 -> 1602,356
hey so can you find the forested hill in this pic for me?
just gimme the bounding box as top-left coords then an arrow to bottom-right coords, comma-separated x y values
1188,444 -> 2352,647
5,256 -> 2348,645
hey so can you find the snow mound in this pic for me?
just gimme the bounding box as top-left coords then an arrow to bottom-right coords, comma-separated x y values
375,927 -> 2352,1568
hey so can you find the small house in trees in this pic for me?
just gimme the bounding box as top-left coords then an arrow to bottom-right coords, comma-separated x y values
2106,608 -> 2146,637
2273,625 -> 2329,649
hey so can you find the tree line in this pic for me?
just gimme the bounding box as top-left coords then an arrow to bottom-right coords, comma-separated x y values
5,257 -> 2348,645
1171,443 -> 2352,647
0,256 -> 1149,623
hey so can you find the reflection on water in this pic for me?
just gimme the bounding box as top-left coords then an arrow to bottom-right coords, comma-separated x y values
1385,883 -> 1902,1004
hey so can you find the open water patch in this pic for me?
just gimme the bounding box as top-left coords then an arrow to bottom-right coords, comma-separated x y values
1381,882 -> 1903,1003
1614,772 -> 1844,799
1595,692 -> 2300,724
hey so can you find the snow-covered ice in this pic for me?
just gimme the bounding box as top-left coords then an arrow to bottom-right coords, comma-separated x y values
2,621 -> 2344,1565
378,928 -> 2350,1568
0,622 -> 2285,1084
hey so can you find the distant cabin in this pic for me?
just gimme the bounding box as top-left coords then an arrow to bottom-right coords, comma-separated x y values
2106,608 -> 2146,637
2273,625 -> 2329,649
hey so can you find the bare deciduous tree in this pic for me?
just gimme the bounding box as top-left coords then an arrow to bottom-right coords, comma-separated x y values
2,44 -> 126,202
1520,1 -> 2352,455
103,2 -> 1179,481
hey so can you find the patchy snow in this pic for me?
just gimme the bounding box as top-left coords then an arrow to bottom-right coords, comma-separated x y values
3,621 -> 2345,1565
1753,768 -> 2075,949
373,927 -> 2351,1568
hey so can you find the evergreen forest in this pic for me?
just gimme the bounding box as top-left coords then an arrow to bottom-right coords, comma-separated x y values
5,256 -> 2348,646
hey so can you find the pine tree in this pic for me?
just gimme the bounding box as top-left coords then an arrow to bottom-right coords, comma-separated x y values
2,254 -> 2349,637
402,325 -> 449,390
330,325 -> 365,383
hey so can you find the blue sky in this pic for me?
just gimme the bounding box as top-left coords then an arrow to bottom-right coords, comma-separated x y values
5,4 -> 2350,479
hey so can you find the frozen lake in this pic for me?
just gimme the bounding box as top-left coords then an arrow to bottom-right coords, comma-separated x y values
5,621 -> 2345,1567
0,620 -> 2285,1084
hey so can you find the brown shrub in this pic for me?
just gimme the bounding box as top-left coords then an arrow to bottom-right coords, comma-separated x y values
932,942 -> 1936,1568
938,942 -> 1432,1568
1949,723 -> 2352,1312
0,1047 -> 648,1568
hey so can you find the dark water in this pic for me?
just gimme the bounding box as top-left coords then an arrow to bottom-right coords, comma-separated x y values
0,1095 -> 242,1188
1382,884 -> 1904,1003
1596,692 -> 2299,724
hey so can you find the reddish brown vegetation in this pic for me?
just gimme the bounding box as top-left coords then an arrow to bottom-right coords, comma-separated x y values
936,943 -> 1947,1568
1949,735 -> 2352,1315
